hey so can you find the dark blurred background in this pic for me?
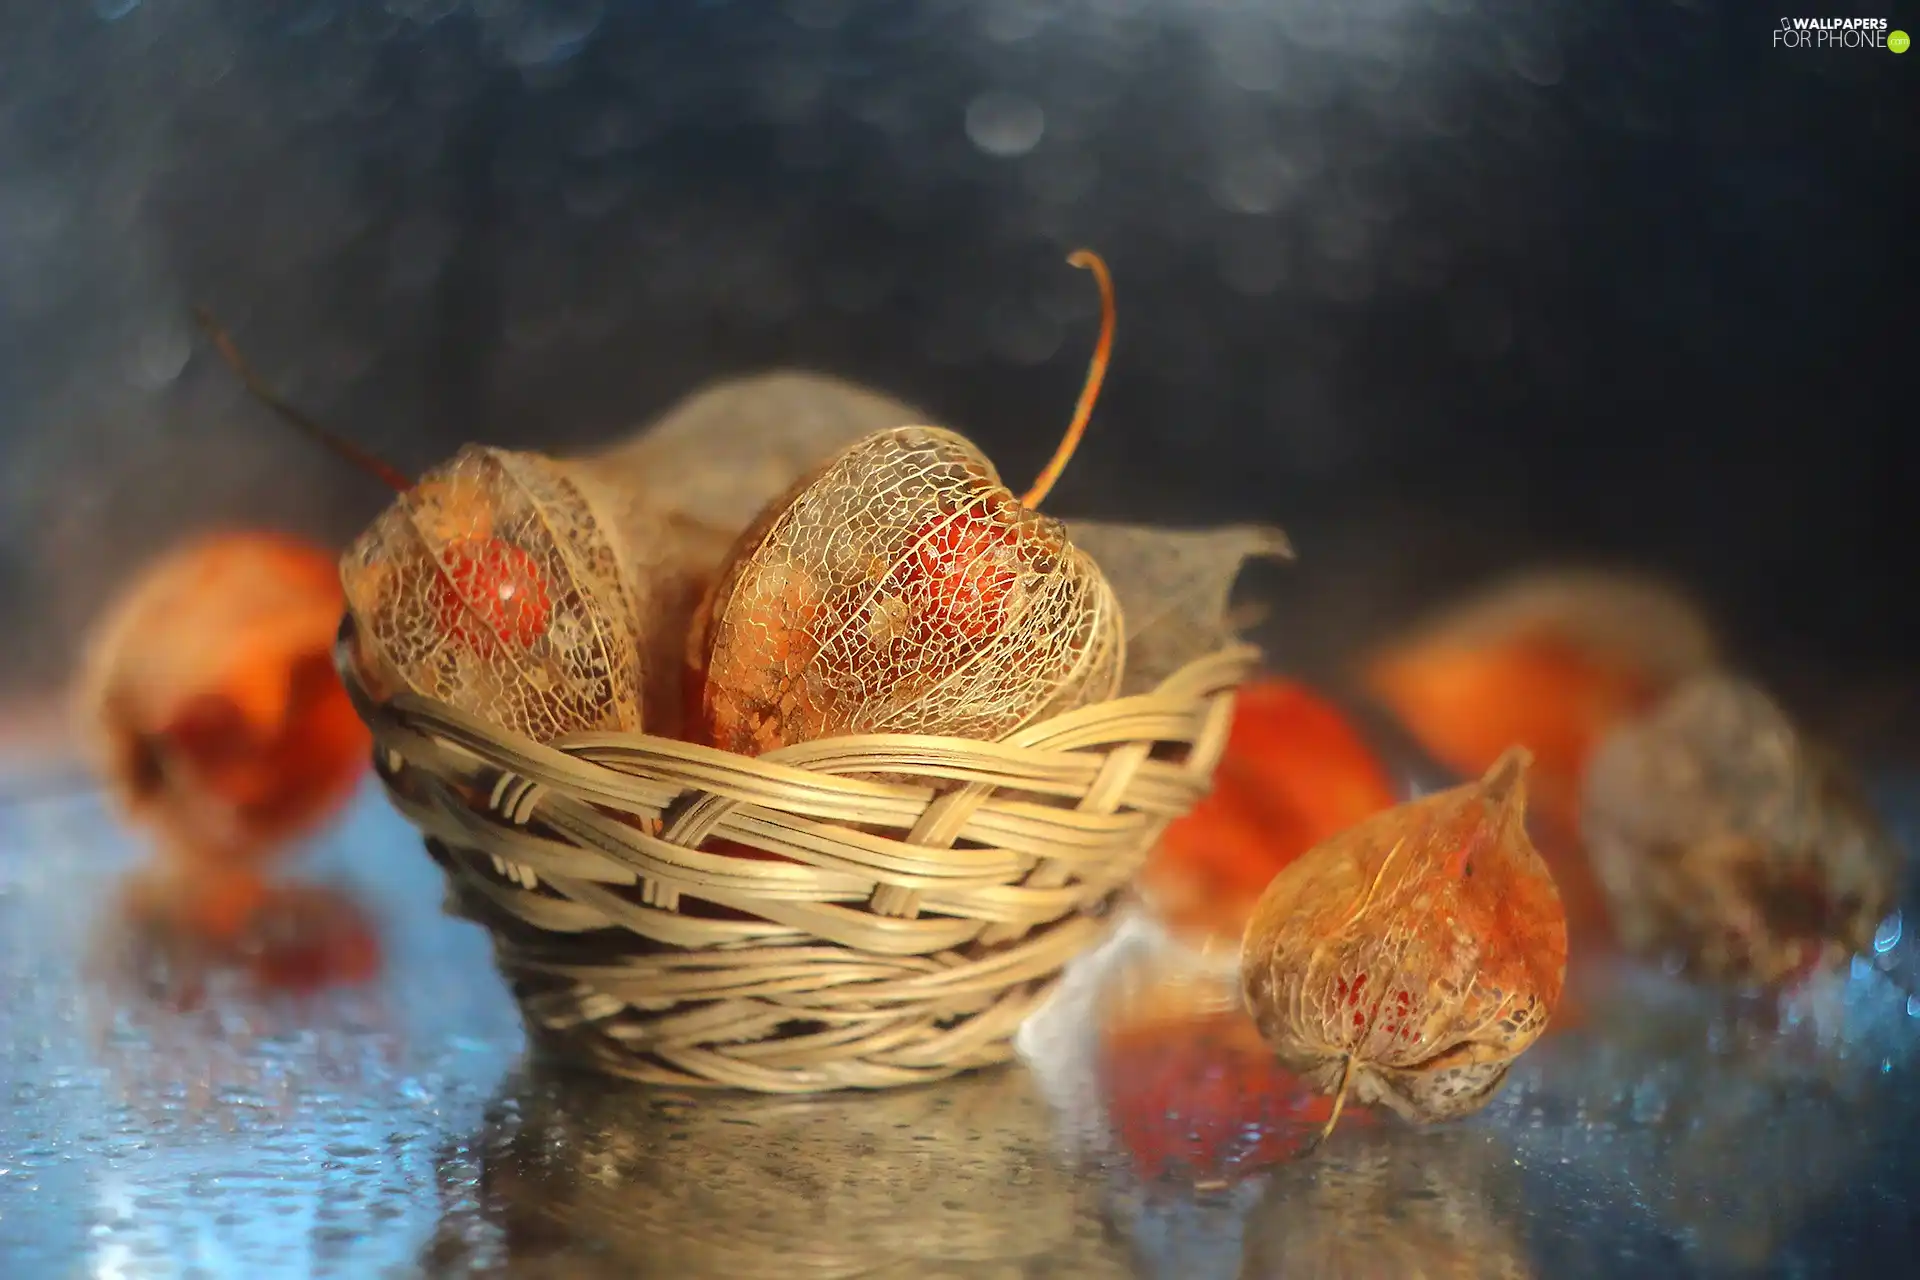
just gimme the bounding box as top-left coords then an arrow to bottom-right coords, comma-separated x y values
2,0 -> 1910,721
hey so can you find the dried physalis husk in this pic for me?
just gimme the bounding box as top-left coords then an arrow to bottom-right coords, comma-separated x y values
578,371 -> 930,737
694,425 -> 1124,753
1580,672 -> 1901,986
693,251 -> 1127,754
1240,747 -> 1568,1142
190,315 -> 652,743
340,444 -> 648,742
73,531 -> 371,869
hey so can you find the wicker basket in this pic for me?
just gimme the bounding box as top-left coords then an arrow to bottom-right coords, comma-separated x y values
337,618 -> 1257,1093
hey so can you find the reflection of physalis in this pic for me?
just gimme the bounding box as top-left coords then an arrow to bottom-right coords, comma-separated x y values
1095,945 -> 1379,1187
96,862 -> 382,1011
1240,1125 -> 1535,1280
1581,672 -> 1901,987
428,1064 -> 1125,1280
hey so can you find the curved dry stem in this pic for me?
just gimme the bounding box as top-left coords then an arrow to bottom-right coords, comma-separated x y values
1019,249 -> 1114,510
192,307 -> 413,494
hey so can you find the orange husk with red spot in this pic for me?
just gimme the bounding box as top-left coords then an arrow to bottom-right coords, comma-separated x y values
1240,746 -> 1567,1138
1141,677 -> 1399,940
690,425 -> 1125,755
689,253 -> 1133,756
74,531 -> 371,870
339,445 -> 653,741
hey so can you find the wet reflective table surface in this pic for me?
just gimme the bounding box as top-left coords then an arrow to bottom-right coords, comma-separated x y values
4,771 -> 1919,1278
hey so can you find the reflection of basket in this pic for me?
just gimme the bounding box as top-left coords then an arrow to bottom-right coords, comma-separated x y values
339,619 -> 1255,1092
428,1064 -> 1128,1278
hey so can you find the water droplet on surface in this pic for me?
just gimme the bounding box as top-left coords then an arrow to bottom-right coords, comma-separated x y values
785,0 -> 852,29
1874,911 -> 1902,954
981,0 -> 1049,44
131,321 -> 192,389
965,90 -> 1046,159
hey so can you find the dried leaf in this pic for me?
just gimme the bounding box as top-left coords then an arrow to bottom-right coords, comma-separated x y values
73,531 -> 370,868
341,445 -> 649,741
695,425 -> 1124,754
1240,747 -> 1568,1138
588,368 -> 929,535
1141,677 -> 1398,941
1068,521 -> 1291,696
1580,672 -> 1901,986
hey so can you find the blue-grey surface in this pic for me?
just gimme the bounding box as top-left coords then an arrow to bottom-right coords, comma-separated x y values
2,773 -> 1919,1277
0,0 -> 1910,712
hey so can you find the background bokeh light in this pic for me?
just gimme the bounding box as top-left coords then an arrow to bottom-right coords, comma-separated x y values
0,0 -> 1908,726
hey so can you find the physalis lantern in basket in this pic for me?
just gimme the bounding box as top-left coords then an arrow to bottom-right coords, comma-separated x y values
690,252 -> 1125,755
193,310 -> 736,743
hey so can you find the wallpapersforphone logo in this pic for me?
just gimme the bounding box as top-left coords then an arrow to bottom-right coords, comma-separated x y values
1773,16 -> 1908,51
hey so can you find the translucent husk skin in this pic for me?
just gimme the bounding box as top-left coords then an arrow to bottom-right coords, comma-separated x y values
339,444 -> 647,742
695,425 -> 1125,755
1240,748 -> 1568,1126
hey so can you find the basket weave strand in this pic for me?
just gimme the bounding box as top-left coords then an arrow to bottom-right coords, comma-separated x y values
342,628 -> 1257,1092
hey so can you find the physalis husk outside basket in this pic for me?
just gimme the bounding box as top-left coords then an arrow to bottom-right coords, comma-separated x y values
1240,748 -> 1568,1131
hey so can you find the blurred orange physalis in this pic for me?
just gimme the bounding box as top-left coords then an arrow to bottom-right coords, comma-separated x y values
75,531 -> 372,870
1358,572 -> 1716,835
1141,678 -> 1399,941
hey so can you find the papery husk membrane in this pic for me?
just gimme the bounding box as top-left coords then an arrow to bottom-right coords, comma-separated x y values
698,425 -> 1123,754
1240,750 -> 1567,1125
340,444 -> 647,742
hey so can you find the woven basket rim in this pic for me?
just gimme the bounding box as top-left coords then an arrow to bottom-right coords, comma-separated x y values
336,624 -> 1259,792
